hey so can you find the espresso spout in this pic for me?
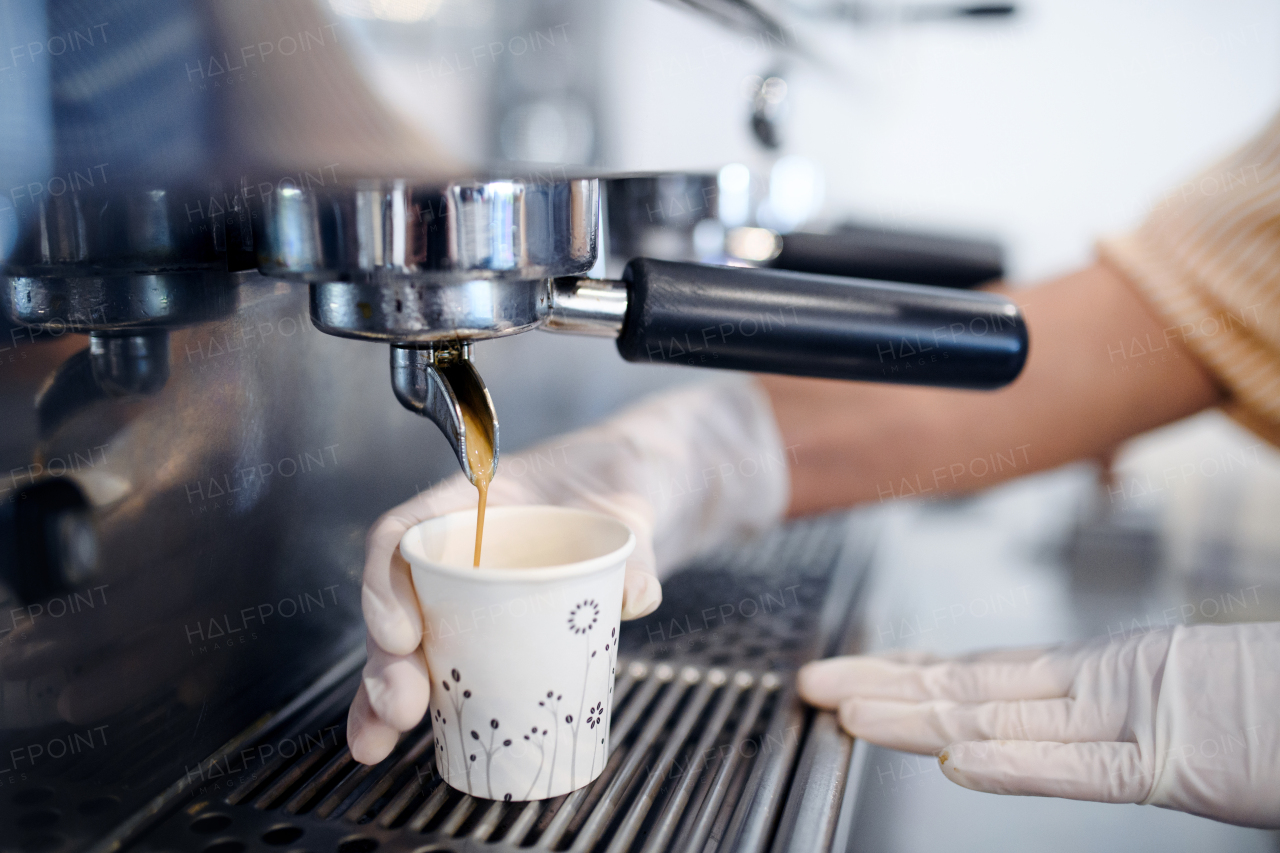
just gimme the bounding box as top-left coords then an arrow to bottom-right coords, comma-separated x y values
390,343 -> 499,485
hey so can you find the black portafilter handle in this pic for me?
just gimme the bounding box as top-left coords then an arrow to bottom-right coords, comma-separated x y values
615,258 -> 1028,389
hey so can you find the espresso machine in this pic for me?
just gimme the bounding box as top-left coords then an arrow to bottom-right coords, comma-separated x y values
0,2 -> 1026,851
0,168 -> 1025,853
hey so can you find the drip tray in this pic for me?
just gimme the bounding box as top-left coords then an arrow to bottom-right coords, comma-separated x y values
125,513 -> 874,853
143,661 -> 784,853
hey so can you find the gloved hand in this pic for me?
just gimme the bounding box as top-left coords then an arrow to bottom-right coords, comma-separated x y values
349,377 -> 790,764
798,623 -> 1280,828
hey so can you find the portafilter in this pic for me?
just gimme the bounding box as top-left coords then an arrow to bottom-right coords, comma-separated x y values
257,175 -> 1028,484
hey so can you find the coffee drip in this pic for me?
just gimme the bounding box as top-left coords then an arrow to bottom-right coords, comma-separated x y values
460,404 -> 494,567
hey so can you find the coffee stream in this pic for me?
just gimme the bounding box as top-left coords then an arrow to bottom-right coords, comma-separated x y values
460,405 -> 494,567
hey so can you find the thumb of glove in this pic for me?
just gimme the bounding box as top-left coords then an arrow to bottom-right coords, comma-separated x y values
621,535 -> 661,620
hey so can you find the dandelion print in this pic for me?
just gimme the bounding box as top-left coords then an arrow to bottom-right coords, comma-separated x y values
586,701 -> 605,778
522,724 -> 550,800
539,691 -> 564,799
567,599 -> 599,789
473,718 -> 510,799
442,669 -> 473,793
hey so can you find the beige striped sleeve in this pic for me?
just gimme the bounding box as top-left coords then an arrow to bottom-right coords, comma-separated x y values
1098,111 -> 1280,447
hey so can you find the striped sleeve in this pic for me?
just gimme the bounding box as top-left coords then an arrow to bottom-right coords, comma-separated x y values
1098,111 -> 1280,447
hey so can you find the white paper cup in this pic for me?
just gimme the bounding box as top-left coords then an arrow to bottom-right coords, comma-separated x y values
399,505 -> 635,802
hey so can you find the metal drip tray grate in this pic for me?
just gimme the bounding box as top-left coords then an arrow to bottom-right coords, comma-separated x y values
122,513 -> 872,853
136,659 -> 795,853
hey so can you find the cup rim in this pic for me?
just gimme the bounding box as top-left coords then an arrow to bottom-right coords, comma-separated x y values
400,505 -> 636,583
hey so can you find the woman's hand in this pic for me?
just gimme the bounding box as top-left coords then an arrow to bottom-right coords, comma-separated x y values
348,377 -> 790,764
799,623 -> 1280,828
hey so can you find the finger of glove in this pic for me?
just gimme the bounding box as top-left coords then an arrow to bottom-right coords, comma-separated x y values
836,696 -> 1104,754
866,650 -> 945,665
361,639 -> 431,733
620,522 -> 661,619
622,566 -> 662,620
939,740 -> 1151,804
799,653 -> 1070,708
347,683 -> 402,766
858,646 -> 1052,667
362,536 -> 424,657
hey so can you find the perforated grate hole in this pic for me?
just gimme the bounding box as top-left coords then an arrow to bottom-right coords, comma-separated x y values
261,825 -> 305,845
190,814 -> 233,835
203,839 -> 247,853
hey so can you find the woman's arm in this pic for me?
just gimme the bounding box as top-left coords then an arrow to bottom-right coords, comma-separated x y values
760,260 -> 1225,517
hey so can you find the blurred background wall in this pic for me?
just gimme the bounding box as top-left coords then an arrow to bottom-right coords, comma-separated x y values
336,0 -> 1280,280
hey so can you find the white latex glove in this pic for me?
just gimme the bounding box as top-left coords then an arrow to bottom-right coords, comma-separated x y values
798,623 -> 1280,828
348,376 -> 789,763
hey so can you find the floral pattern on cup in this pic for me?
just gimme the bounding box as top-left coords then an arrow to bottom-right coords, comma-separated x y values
429,608 -> 620,801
